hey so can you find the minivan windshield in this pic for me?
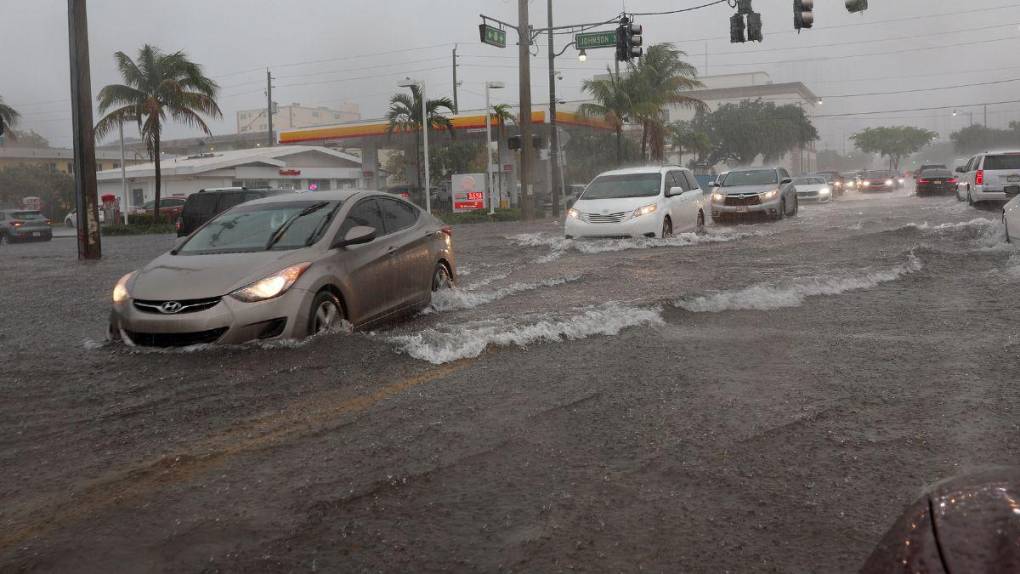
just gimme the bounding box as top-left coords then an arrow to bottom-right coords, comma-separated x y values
176,201 -> 340,255
720,170 -> 778,187
580,173 -> 662,200
983,154 -> 1020,170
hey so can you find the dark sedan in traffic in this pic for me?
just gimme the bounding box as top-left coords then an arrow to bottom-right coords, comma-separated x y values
915,168 -> 958,195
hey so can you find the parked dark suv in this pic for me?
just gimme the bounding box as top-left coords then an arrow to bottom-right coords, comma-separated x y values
176,188 -> 292,236
0,209 -> 52,244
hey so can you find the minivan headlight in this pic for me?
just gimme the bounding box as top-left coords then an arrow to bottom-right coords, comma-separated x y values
230,263 -> 311,303
632,203 -> 657,218
567,207 -> 580,219
761,190 -> 779,201
112,272 -> 134,304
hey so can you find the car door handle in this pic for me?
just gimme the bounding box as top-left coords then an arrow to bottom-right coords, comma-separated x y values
386,245 -> 397,255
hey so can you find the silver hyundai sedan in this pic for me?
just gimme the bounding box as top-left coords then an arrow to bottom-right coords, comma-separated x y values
109,190 -> 455,347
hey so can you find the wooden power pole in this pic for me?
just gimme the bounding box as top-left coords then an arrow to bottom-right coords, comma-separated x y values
67,0 -> 101,259
518,0 -> 535,220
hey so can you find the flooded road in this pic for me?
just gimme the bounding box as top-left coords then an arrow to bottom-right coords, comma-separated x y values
2,189 -> 1018,572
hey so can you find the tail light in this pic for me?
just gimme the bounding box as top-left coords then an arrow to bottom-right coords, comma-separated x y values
976,170 -> 984,185
918,179 -> 929,184
10,221 -> 23,228
948,178 -> 958,184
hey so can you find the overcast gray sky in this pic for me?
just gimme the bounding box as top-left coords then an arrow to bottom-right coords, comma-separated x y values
2,0 -> 1018,152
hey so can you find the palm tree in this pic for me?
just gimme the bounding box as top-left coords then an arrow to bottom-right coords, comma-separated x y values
94,45 -> 222,219
579,69 -> 636,164
386,85 -> 455,193
670,121 -> 712,167
631,44 -> 706,162
0,95 -> 19,141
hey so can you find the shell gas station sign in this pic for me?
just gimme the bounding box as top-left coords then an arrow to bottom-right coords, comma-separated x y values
452,173 -> 487,213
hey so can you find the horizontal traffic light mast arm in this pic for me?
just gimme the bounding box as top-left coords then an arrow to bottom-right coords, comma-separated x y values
480,13 -> 624,38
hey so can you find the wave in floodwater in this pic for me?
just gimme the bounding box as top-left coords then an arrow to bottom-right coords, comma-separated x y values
389,303 -> 663,364
428,275 -> 582,312
509,229 -> 761,262
675,253 -> 923,313
85,321 -> 354,354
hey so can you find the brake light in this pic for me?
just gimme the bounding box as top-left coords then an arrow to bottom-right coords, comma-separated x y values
918,179 -> 929,184
10,221 -> 23,228
976,170 -> 984,185
948,178 -> 958,184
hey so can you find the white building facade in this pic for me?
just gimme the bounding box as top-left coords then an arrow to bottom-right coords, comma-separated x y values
96,146 -> 364,210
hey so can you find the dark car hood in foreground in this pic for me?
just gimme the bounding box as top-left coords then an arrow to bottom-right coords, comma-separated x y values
129,249 -> 313,301
716,184 -> 779,196
860,467 -> 1020,573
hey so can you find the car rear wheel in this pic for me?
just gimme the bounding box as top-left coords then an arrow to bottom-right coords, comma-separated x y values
661,217 -> 673,239
791,196 -> 799,216
308,290 -> 344,336
1006,216 -> 1012,244
432,263 -> 452,292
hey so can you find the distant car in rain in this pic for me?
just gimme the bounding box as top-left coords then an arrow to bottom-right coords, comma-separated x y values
0,209 -> 52,243
109,190 -> 455,347
129,196 -> 187,219
841,172 -> 861,191
812,171 -> 845,196
709,167 -> 799,222
792,176 -> 833,203
565,166 -> 706,239
914,168 -> 958,195
858,170 -> 898,192
1004,194 -> 1020,243
176,187 -> 292,237
914,164 -> 947,180
64,210 -> 105,227
956,151 -> 1020,206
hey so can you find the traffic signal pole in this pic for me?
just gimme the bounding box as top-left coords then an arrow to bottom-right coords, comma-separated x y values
67,0 -> 101,260
547,0 -> 562,219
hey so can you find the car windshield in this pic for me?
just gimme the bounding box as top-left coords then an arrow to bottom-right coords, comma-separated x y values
176,200 -> 340,254
863,171 -> 893,178
983,154 -> 1020,170
794,177 -> 825,185
581,173 -> 662,199
720,170 -> 778,187
11,211 -> 46,220
920,169 -> 952,178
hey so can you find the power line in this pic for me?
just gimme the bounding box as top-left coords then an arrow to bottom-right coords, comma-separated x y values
814,98 -> 1020,119
629,0 -> 731,17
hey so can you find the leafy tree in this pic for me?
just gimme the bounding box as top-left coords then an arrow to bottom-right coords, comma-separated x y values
0,164 -> 74,219
949,124 -> 1020,155
851,126 -> 937,171
563,130 -> 640,184
693,99 -> 818,167
94,45 -> 222,219
579,69 -> 637,164
386,85 -> 455,191
816,149 -> 873,172
0,95 -> 20,140
670,121 -> 712,167
429,142 -> 486,187
629,44 -> 705,161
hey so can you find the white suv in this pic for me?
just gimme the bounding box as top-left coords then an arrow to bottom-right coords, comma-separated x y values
955,151 -> 1020,206
565,166 -> 706,239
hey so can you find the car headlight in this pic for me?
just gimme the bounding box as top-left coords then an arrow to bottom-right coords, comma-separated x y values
862,181 -> 871,187
897,178 -> 905,184
712,192 -> 726,203
761,190 -> 779,201
820,187 -> 831,195
230,263 -> 311,303
847,181 -> 856,188
632,203 -> 657,218
112,272 -> 134,304
567,207 -> 580,220
885,179 -> 894,186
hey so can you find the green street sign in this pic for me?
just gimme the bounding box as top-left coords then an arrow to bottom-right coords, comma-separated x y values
479,24 -> 507,49
575,30 -> 617,50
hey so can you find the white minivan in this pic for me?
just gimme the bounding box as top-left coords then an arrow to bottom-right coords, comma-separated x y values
956,151 -> 1020,206
565,166 -> 706,239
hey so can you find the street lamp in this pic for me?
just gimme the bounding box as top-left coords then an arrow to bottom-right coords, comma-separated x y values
399,77 -> 431,213
485,81 -> 506,215
578,49 -> 587,62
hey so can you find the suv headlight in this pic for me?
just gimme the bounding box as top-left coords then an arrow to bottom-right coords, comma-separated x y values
761,190 -> 779,201
820,187 -> 831,195
567,207 -> 580,219
885,179 -> 894,186
632,203 -> 657,218
712,192 -> 726,203
112,272 -> 134,304
230,263 -> 311,303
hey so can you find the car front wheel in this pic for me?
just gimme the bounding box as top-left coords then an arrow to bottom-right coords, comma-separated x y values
307,290 -> 344,336
661,217 -> 673,239
695,211 -> 706,234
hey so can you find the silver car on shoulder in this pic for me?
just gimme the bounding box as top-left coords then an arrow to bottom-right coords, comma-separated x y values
109,190 -> 455,347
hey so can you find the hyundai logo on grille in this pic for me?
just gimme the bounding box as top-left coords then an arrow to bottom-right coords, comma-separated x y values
159,301 -> 184,314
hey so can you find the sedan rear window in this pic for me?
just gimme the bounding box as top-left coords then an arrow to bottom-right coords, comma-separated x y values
919,169 -> 952,178
982,154 -> 1020,171
581,173 -> 662,199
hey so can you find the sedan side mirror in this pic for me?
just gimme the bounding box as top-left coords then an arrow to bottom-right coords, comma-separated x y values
781,177 -> 793,185
668,186 -> 685,197
708,181 -> 719,188
335,225 -> 377,248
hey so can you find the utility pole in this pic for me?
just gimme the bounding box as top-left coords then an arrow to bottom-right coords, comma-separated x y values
266,69 -> 274,147
547,0 -> 562,218
67,0 -> 101,259
518,0 -> 535,220
119,119 -> 128,222
984,104 -> 988,127
452,46 -> 460,114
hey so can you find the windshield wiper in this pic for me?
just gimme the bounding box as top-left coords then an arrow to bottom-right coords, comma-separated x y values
264,202 -> 329,250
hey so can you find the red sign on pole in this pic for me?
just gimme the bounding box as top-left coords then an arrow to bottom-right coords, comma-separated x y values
452,173 -> 487,213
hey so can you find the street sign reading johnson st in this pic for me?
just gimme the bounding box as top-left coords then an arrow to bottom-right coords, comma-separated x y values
479,24 -> 507,48
575,30 -> 617,50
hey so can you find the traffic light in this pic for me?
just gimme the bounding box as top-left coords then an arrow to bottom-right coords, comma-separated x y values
794,0 -> 814,30
845,0 -> 868,12
615,17 -> 643,62
747,12 -> 764,42
730,12 -> 746,43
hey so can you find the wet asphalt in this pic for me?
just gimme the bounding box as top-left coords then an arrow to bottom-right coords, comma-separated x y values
1,187 -> 1018,573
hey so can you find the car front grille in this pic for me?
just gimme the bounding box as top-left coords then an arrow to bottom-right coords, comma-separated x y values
799,190 -> 819,198
580,211 -> 628,224
133,297 -> 222,315
124,327 -> 228,348
724,195 -> 762,207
